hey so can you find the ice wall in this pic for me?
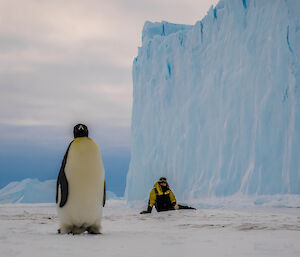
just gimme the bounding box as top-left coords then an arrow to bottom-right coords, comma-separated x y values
126,0 -> 300,201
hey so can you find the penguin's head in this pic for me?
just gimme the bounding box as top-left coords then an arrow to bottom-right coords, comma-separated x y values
73,124 -> 89,138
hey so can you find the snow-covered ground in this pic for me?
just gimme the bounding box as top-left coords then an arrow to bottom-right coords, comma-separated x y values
0,200 -> 299,257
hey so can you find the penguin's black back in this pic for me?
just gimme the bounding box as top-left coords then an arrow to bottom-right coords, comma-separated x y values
56,141 -> 73,207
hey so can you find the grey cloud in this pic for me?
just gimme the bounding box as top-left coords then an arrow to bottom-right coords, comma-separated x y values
0,36 -> 30,51
0,123 -> 130,151
0,0 -> 217,148
0,58 -> 132,128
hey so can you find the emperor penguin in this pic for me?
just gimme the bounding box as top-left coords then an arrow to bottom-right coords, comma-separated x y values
56,124 -> 106,234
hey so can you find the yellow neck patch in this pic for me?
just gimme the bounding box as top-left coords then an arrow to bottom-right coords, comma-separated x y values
154,182 -> 170,195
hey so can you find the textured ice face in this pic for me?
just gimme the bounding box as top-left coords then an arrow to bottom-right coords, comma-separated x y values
126,0 -> 300,201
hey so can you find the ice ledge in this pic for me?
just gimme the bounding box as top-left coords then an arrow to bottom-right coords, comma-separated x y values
142,21 -> 192,45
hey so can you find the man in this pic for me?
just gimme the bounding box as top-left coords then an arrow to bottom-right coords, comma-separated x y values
140,177 -> 195,214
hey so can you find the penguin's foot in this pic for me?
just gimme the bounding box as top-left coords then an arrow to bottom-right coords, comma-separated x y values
87,224 -> 102,234
59,224 -> 101,235
59,225 -> 72,234
71,226 -> 87,235
59,224 -> 80,234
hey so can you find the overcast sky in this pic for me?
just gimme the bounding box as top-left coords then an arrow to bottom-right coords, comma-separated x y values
0,0 -> 219,192
0,0 -> 218,150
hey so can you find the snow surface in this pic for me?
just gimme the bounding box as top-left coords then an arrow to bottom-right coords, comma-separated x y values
0,201 -> 299,257
0,179 -> 118,204
126,0 -> 300,202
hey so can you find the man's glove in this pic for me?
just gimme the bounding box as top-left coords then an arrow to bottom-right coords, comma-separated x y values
140,210 -> 150,214
174,204 -> 179,210
140,205 -> 152,214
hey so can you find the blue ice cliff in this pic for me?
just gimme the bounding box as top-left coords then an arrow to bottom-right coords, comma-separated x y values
126,0 -> 300,202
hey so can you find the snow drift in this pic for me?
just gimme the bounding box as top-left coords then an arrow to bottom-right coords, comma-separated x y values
126,0 -> 300,201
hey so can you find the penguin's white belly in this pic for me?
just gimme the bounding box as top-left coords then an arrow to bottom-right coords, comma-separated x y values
58,138 -> 105,227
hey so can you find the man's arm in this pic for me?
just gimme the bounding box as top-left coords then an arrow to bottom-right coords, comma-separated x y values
140,188 -> 156,214
169,190 -> 179,209
169,190 -> 176,205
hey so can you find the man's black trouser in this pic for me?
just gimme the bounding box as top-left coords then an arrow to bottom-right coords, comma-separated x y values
156,204 -> 196,212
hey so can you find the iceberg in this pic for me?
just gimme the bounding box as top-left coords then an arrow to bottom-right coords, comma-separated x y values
0,178 -> 119,204
0,179 -> 56,204
126,0 -> 300,201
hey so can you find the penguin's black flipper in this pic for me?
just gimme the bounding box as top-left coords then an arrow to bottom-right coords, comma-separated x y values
103,181 -> 106,207
56,141 -> 73,207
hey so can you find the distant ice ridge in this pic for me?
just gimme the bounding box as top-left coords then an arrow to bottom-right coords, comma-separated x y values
0,179 -> 118,204
0,179 -> 56,204
126,0 -> 300,202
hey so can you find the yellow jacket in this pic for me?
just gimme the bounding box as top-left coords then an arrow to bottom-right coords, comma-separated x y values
148,182 -> 176,208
